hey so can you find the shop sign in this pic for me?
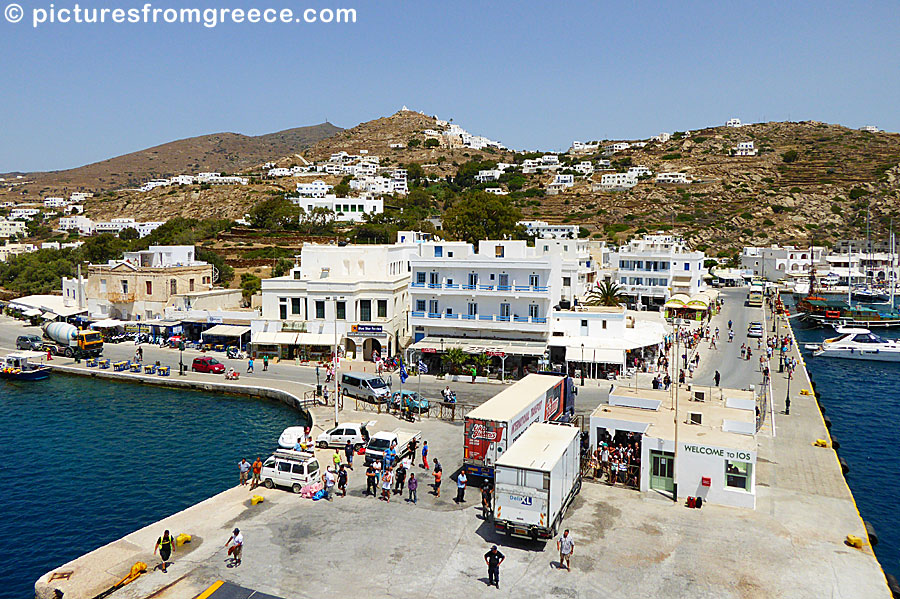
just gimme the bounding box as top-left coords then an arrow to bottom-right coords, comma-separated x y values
207,315 -> 223,324
352,324 -> 383,334
485,351 -> 506,357
421,347 -> 437,353
682,443 -> 753,461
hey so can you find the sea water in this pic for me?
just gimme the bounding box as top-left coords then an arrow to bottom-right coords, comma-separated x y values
794,325 -> 900,582
0,375 -> 307,599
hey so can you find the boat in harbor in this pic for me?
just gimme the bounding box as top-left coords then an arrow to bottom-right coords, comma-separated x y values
810,328 -> 900,362
278,426 -> 311,449
0,352 -> 52,381
850,284 -> 890,303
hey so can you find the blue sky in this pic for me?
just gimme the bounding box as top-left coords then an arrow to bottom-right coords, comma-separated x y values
1,0 -> 898,172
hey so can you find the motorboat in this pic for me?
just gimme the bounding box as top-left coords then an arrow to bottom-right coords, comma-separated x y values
811,328 -> 900,362
850,285 -> 890,303
0,352 -> 52,381
278,426 -> 312,449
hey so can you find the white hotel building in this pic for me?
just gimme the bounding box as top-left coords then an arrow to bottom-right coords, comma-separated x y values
0,217 -> 27,238
257,243 -> 416,361
519,220 -> 580,240
611,234 -> 707,310
291,195 -> 383,222
408,241 -> 562,366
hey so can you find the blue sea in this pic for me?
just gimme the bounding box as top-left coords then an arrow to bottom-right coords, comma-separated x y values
0,375 -> 307,599
794,324 -> 900,582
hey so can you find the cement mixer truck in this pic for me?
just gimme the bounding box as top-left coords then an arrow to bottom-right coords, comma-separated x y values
42,322 -> 104,358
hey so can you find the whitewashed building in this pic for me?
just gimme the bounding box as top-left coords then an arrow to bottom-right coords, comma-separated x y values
10,208 -> 42,221
726,118 -> 743,128
518,221 -> 580,240
571,141 -> 600,153
257,243 -> 417,360
296,180 -> 333,198
43,197 -> 68,208
740,245 -> 827,282
0,217 -> 27,238
58,215 -> 96,235
655,172 -> 692,185
292,195 -> 383,222
599,173 -> 638,190
611,234 -> 708,309
734,141 -> 758,156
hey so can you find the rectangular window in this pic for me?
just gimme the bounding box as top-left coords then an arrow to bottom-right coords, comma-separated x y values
529,304 -> 540,318
467,302 -> 478,316
563,277 -> 571,287
725,460 -> 751,491
416,299 -> 426,312
121,280 -> 128,294
360,300 -> 371,322
429,272 -> 438,285
529,274 -> 540,287
315,300 -> 325,319
434,245 -> 443,258
416,272 -> 426,284
498,273 -> 509,288
684,263 -> 690,271
377,299 -> 387,318
602,321 -> 607,329
170,279 -> 177,295
500,303 -> 511,318
336,301 -> 346,320
428,300 -> 439,314
189,279 -> 195,292
291,298 -> 301,315
279,298 -> 288,320
495,245 -> 504,258
145,281 -> 152,295
468,273 -> 478,287
100,279 -> 107,293
580,319 -> 588,327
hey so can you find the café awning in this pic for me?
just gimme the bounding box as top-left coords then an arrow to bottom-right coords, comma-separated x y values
22,308 -> 42,317
410,336 -> 546,356
202,325 -> 250,338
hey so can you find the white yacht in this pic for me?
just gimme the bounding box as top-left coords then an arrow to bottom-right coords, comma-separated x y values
812,328 -> 900,362
278,426 -> 312,449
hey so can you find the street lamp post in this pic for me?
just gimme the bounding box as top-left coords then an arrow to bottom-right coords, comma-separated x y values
179,341 -> 185,375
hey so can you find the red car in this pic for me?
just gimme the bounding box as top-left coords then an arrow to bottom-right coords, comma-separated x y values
192,356 -> 225,374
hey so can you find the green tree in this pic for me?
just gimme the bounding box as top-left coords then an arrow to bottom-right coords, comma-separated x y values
333,181 -> 351,196
424,138 -> 440,148
442,347 -> 468,375
584,280 -> 626,307
272,258 -> 294,278
298,206 -> 336,234
197,248 -> 234,285
240,272 -> 261,299
781,150 -> 799,163
248,197 -> 299,230
407,138 -> 421,148
405,162 -> 425,183
442,192 -> 522,244
118,227 -> 140,241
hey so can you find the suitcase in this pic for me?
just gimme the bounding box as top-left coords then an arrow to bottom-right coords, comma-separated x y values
695,496 -> 703,509
687,496 -> 696,508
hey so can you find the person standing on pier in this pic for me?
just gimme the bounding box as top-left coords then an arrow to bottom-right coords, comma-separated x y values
263,355 -> 269,371
250,456 -> 262,489
238,458 -> 251,486
484,545 -> 505,588
338,464 -> 348,497
557,529 -> 574,571
366,462 -> 378,496
421,440 -> 429,470
433,458 -> 443,497
154,530 -> 174,573
344,440 -> 354,470
455,470 -> 468,503
714,371 -> 721,387
247,357 -> 254,374
407,472 -> 418,503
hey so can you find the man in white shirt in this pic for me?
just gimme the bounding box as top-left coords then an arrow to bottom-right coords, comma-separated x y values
323,467 -> 336,501
225,528 -> 243,565
557,529 -> 574,571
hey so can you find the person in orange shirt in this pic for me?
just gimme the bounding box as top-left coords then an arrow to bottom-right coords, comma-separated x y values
250,457 -> 262,489
432,458 -> 442,497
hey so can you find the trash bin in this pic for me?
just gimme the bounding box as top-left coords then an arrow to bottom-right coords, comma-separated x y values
316,384 -> 322,397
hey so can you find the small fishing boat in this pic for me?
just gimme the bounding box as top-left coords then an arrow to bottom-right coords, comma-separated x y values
278,426 -> 311,449
0,352 -> 52,381
811,328 -> 900,362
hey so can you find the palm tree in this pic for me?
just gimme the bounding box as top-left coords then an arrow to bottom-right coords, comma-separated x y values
471,353 -> 492,377
584,280 -> 626,307
442,347 -> 467,375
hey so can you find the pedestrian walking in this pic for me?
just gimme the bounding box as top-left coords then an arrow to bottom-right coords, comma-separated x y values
338,464 -> 348,497
433,458 -> 442,497
714,370 -> 721,387
484,545 -> 505,588
455,470 -> 467,503
263,355 -> 268,371
247,357 -> 254,373
471,365 -> 477,383
344,440 -> 354,470
154,530 -> 175,573
238,458 -> 250,486
557,529 -> 574,571
421,440 -> 429,470
250,456 -> 262,489
366,463 -> 377,496
225,528 -> 243,566
407,473 -> 418,503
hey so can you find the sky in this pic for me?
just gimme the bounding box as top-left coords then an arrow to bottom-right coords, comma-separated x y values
1,0 -> 898,172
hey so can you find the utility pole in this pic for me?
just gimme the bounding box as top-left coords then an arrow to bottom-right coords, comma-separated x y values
672,318 -> 680,503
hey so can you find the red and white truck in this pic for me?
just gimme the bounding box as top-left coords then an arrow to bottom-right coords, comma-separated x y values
463,373 -> 575,480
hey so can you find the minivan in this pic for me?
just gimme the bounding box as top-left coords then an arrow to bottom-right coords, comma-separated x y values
340,372 -> 390,403
261,449 -> 321,493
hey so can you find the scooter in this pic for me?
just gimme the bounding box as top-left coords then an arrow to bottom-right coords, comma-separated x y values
226,347 -> 245,360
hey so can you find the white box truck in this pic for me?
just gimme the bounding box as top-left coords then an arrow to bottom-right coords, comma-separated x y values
493,422 -> 581,541
463,373 -> 575,480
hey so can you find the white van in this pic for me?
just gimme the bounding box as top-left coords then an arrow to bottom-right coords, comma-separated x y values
261,450 -> 321,493
340,372 -> 390,403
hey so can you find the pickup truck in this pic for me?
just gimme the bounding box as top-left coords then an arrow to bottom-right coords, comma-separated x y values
364,428 -> 421,465
316,421 -> 375,450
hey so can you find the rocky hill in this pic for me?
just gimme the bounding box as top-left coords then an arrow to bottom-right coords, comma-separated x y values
2,122 -> 341,197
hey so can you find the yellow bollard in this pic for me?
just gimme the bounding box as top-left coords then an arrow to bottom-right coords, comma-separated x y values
176,533 -> 192,546
845,535 -> 864,548
813,439 -> 827,447
251,495 -> 265,506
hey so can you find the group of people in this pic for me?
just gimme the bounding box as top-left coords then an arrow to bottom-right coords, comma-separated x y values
589,437 -> 641,489
238,457 -> 263,489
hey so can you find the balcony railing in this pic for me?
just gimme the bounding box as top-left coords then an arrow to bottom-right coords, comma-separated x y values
411,282 -> 425,288
428,283 -> 442,289
411,282 -> 550,293
409,311 -> 547,326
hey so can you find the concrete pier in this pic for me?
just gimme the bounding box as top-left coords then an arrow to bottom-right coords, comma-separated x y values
30,289 -> 891,598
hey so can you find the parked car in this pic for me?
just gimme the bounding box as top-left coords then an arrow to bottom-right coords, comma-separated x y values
340,372 -> 390,403
260,449 -> 321,493
16,334 -> 43,351
390,390 -> 430,413
316,421 -> 375,449
747,322 -> 764,339
192,356 -> 225,373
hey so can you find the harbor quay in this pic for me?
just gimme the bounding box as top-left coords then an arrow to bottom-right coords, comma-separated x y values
28,291 -> 890,599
